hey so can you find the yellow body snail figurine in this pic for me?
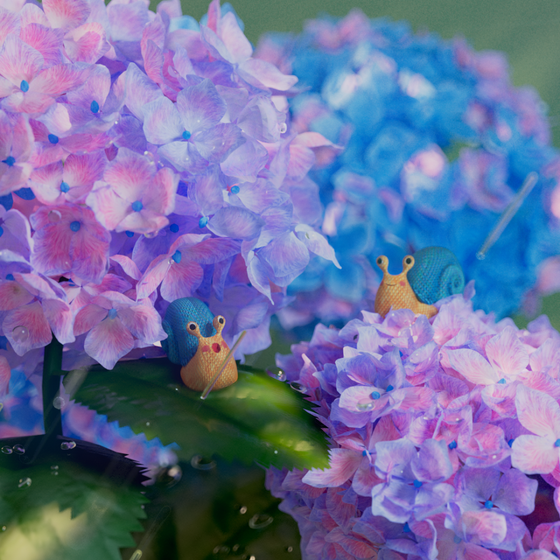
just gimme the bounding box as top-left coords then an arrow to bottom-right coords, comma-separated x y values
374,255 -> 438,319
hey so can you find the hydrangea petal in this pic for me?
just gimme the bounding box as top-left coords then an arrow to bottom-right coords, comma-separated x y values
160,259 -> 204,302
0,35 -> 43,86
176,79 -> 226,132
303,448 -> 362,488
43,0 -> 90,29
142,96 -> 183,145
511,434 -> 558,474
84,316 -> 134,370
444,348 -> 499,385
515,384 -> 560,438
3,301 -> 51,356
118,301 -> 166,345
485,326 -> 529,378
493,468 -> 538,515
42,298 -> 75,344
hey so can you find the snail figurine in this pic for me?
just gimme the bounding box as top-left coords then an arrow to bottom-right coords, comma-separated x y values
161,298 -> 238,392
374,246 -> 465,319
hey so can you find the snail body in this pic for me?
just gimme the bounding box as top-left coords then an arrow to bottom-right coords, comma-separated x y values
161,297 -> 238,392
407,246 -> 465,305
374,255 -> 438,319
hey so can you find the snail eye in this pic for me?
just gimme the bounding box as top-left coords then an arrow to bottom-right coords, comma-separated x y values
405,257 -> 412,265
188,322 -> 197,331
377,257 -> 382,265
217,316 -> 225,325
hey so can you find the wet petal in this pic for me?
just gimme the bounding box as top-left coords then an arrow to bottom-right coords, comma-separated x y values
0,280 -> 34,311
3,301 -> 51,356
84,316 -> 134,370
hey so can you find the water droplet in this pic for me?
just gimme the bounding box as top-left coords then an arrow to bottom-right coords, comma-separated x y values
279,123 -> 287,134
288,382 -> 307,393
48,210 -> 62,222
213,546 -> 221,554
239,506 -> 247,514
130,550 -> 143,560
1,446 -> 12,455
18,477 -> 31,488
157,465 -> 182,487
11,326 -> 29,345
190,455 -> 216,470
13,444 -> 25,455
53,396 -> 65,409
356,402 -> 374,411
1,526 -> 5,531
146,421 -> 150,426
274,450 -> 278,454
232,544 -> 240,552
61,441 -> 76,450
276,370 -> 286,381
0,402 -> 3,412
249,556 -> 256,560
248,513 -> 273,529
286,546 -> 294,553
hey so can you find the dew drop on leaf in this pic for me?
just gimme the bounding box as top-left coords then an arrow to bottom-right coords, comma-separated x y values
12,444 -> 25,455
286,546 -> 294,553
1,526 -> 5,531
190,455 -> 216,470
1,446 -> 12,455
288,382 -> 307,393
239,506 -> 247,514
61,441 -> 76,450
18,477 -> 31,488
248,513 -> 273,529
157,465 -> 182,487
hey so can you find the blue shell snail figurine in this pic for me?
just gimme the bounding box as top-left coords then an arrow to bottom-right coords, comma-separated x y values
161,297 -> 238,392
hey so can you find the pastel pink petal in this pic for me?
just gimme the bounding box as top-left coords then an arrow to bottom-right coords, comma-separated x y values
136,255 -> 170,299
69,221 -> 111,285
158,140 -> 208,174
530,339 -> 560,377
84,316 -> 134,370
0,279 -> 33,311
20,24 -> 64,67
107,1 -> 149,42
481,383 -> 517,417
396,387 -> 435,412
444,348 -> 499,385
520,552 -> 558,560
219,11 -> 252,63
515,384 -> 560,437
29,162 -> 63,204
43,0 -> 90,29
0,355 -> 10,397
461,510 -> 507,548
208,206 -> 263,240
4,91 -> 55,114
340,385 -> 384,412
31,63 -> 89,97
462,544 -> 502,560
199,24 -> 233,63
104,148 -> 152,202
13,272 -> 61,300
176,79 -> 226,133
3,301 -> 52,356
292,131 -> 336,149
511,434 -> 559,474
525,371 -> 560,401
374,438 -> 417,477
193,123 -> 245,163
236,95 -> 279,143
142,96 -> 183,145
160,259 -> 204,302
287,142 -> 315,180
303,448 -> 362,488
142,167 -> 177,216
0,35 -> 43,85
0,77 -> 15,97
0,10 -> 20,45
141,15 -> 166,54
63,151 -> 106,188
118,301 -> 166,344
191,164 -> 225,215
123,63 -> 163,122
86,183 -> 131,230
20,3 -> 49,26
187,237 -> 240,265
30,222 -> 73,277
117,211 -> 168,235
66,25 -> 108,64
66,64 -> 110,110
238,58 -> 298,91
110,255 -> 141,281
42,298 -> 74,344
485,326 -> 529,378
353,460 -> 384,497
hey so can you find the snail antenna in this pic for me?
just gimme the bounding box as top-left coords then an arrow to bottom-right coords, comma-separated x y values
200,330 -> 247,400
476,172 -> 538,260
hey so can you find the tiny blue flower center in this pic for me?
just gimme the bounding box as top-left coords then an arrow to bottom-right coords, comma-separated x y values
182,130 -> 191,140
413,479 -> 422,488
6,273 -> 14,281
169,223 -> 179,233
403,522 -> 411,533
3,156 -> 15,166
171,250 -> 182,264
484,500 -> 493,509
125,231 -> 134,238
90,100 -> 100,113
60,181 -> 70,193
362,450 -> 367,456
108,309 -> 118,319
448,440 -> 457,450
0,226 -> 3,237
131,200 -> 143,212
386,385 -> 394,392
199,216 -> 208,228
370,391 -> 381,400
230,185 -> 240,194
453,535 -> 462,544
498,378 -> 506,384
20,80 -> 29,92
555,439 -> 560,448
508,438 -> 515,447
48,134 -> 59,144
69,221 -> 81,232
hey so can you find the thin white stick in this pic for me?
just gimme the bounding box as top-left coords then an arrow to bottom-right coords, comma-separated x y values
200,331 -> 247,400
476,172 -> 538,260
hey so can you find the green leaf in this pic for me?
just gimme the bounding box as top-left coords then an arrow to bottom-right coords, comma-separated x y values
69,358 -> 329,470
0,453 -> 148,560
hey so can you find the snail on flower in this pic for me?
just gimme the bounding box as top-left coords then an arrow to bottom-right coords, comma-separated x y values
374,246 -> 465,319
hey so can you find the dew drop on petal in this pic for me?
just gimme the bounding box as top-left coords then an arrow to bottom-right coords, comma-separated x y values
289,382 -> 307,393
279,123 -> 287,134
190,455 -> 216,470
12,326 -> 29,345
1,446 -> 12,455
48,210 -> 62,222
277,370 -> 286,381
356,402 -> 374,411
53,396 -> 65,409
18,477 -> 31,488
61,441 -> 76,450
248,513 -> 273,529
286,546 -> 294,553
13,444 -> 25,455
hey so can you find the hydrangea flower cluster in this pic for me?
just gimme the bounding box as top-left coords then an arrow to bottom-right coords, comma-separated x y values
267,287 -> 560,559
0,0 -> 337,377
256,11 -> 560,325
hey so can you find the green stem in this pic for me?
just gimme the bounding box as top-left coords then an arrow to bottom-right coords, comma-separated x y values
42,336 -> 64,440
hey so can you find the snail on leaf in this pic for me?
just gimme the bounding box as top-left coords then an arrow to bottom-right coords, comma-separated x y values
374,246 -> 465,319
161,297 -> 238,392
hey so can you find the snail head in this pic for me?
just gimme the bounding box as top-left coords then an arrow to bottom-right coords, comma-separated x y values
186,320 -> 202,339
402,255 -> 415,273
213,315 -> 226,335
376,255 -> 389,273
